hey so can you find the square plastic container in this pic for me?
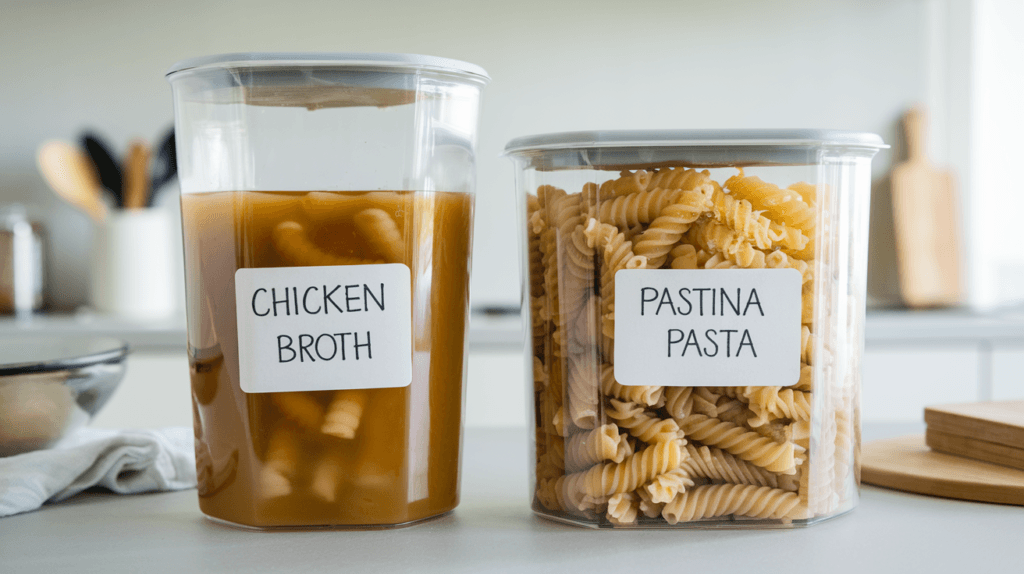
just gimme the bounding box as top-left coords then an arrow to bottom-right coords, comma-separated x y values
167,53 -> 487,529
504,130 -> 885,528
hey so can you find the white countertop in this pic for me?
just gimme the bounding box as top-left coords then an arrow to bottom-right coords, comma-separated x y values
1,424 -> 1019,573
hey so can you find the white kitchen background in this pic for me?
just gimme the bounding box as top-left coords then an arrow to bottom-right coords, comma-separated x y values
1,0 -> 1022,429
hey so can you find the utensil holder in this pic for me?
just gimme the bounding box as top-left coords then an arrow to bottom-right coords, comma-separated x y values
91,209 -> 176,318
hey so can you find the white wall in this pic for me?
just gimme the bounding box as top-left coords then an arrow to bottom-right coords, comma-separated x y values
1,0 -> 935,309
971,0 -> 1024,308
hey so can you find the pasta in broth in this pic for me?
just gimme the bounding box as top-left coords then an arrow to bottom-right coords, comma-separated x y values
182,190 -> 473,528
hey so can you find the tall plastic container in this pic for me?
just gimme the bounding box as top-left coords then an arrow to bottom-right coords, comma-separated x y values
505,130 -> 885,528
167,53 -> 488,528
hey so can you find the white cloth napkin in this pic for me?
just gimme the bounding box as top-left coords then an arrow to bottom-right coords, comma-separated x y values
0,427 -> 196,517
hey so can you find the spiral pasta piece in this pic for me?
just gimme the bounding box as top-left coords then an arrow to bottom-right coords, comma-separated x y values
542,190 -> 582,314
669,243 -> 698,269
645,466 -> 696,503
536,477 -> 560,511
550,471 -> 608,513
598,187 -> 683,228
272,221 -> 382,267
552,406 -> 567,437
580,182 -> 603,218
567,355 -> 600,430
801,326 -> 814,365
664,387 -> 719,419
676,414 -> 800,474
533,357 -> 549,389
527,206 -> 549,352
795,364 -> 813,392
707,386 -> 747,402
662,484 -> 804,524
714,398 -> 757,429
636,486 -> 666,518
801,282 -> 816,327
566,424 -> 632,470
583,218 -> 647,320
606,399 -> 683,444
681,444 -> 785,490
598,169 -> 652,197
703,253 -> 740,269
710,187 -> 772,249
769,221 -> 810,251
755,420 -> 800,445
725,173 -> 816,231
599,364 -> 663,406
538,436 -> 566,477
765,250 -> 812,283
646,167 -> 711,192
577,438 -> 684,498
690,219 -> 766,269
622,224 -> 644,243
606,492 -> 641,525
320,390 -> 368,439
746,387 -> 813,424
695,249 -> 713,267
633,187 -> 712,268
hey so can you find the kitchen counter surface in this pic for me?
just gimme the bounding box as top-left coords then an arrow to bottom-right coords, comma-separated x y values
2,424 -> 1019,573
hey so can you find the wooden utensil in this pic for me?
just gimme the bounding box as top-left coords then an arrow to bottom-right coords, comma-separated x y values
36,140 -> 108,223
122,140 -> 151,209
891,107 -> 963,307
81,132 -> 123,207
925,400 -> 1024,471
862,434 -> 1024,505
148,129 -> 176,207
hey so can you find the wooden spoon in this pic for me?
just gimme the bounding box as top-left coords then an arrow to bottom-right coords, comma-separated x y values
122,139 -> 151,210
36,140 -> 108,223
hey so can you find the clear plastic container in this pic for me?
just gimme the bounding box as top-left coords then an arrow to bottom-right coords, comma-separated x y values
504,130 -> 885,528
167,53 -> 488,529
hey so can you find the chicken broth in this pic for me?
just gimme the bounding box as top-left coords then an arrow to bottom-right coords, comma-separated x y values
181,190 -> 473,528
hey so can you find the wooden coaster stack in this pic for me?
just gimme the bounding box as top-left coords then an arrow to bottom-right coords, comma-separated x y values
861,400 -> 1024,505
925,401 -> 1024,472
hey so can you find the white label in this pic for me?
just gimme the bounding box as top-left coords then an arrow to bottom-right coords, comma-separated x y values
234,264 -> 412,393
613,269 -> 802,387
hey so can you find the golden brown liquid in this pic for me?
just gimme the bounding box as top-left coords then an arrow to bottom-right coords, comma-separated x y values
181,190 -> 474,528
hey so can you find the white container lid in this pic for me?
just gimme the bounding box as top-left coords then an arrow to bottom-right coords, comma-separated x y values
166,52 -> 489,82
504,129 -> 886,169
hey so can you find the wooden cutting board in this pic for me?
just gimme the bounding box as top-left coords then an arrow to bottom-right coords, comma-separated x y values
925,400 -> 1024,471
861,435 -> 1024,505
891,107 -> 963,307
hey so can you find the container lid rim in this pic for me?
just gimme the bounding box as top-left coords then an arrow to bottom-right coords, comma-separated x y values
166,52 -> 490,82
503,129 -> 888,155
